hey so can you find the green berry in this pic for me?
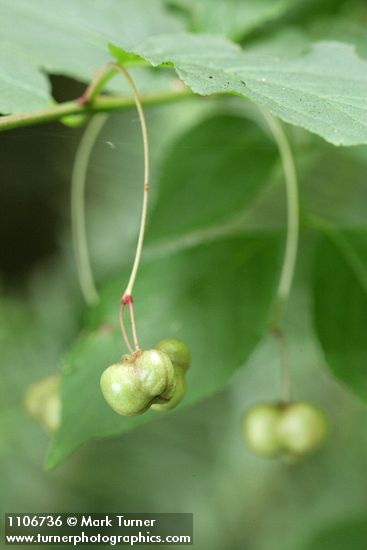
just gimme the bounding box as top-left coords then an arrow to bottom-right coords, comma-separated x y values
24,374 -> 61,434
278,402 -> 328,456
242,403 -> 283,457
154,338 -> 191,371
242,401 -> 328,459
151,338 -> 191,412
100,349 -> 175,416
151,366 -> 187,411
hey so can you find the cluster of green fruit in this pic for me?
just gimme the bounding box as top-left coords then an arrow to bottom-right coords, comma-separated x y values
100,338 -> 191,416
242,401 -> 328,458
24,338 -> 329,462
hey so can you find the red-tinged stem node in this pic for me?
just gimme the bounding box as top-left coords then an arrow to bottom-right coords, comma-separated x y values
119,294 -> 140,352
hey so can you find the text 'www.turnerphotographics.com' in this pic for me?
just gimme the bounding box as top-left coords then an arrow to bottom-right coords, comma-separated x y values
5,513 -> 193,546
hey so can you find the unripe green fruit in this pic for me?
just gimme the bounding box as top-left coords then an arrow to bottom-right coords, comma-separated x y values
24,374 -> 61,434
151,366 -> 187,411
154,338 -> 191,371
100,349 -> 175,416
242,403 -> 283,457
151,338 -> 191,411
242,401 -> 328,459
278,402 -> 328,456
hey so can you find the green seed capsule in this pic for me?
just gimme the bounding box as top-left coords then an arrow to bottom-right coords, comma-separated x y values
100,349 -> 175,416
154,338 -> 191,371
242,403 -> 283,457
277,402 -> 328,456
242,401 -> 328,459
152,366 -> 187,411
24,374 -> 61,433
151,338 -> 191,412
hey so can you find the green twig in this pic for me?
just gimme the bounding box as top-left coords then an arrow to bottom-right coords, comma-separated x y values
0,89 -> 192,132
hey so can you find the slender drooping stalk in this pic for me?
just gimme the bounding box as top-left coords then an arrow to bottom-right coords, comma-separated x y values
113,65 -> 150,300
260,109 -> 299,401
71,64 -> 150,351
272,327 -> 292,402
261,109 -> 299,327
71,113 -> 109,306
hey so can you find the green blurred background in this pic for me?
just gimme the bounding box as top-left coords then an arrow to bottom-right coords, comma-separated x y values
2,1 -> 367,549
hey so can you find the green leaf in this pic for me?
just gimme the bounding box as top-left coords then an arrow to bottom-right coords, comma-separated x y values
0,0 -> 183,112
125,33 -> 367,145
299,517 -> 367,550
146,113 -> 278,242
302,148 -> 367,229
0,48 -> 51,113
46,232 -> 282,469
313,226 -> 367,402
108,43 -> 146,67
167,0 -> 300,41
3,2 -> 367,147
310,10 -> 367,59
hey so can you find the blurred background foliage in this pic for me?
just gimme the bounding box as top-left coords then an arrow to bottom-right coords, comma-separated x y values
1,1 -> 367,549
